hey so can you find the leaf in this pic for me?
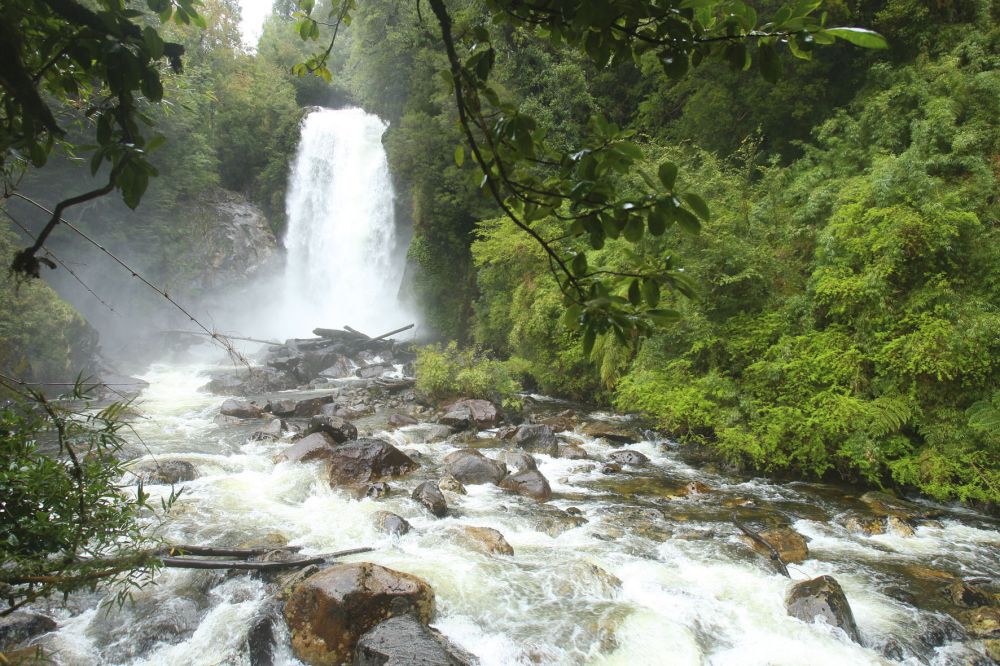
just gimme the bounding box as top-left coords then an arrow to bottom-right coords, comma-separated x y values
658,161 -> 678,190
758,42 -> 781,83
628,279 -> 641,306
646,309 -> 682,325
675,208 -> 701,234
648,208 -> 667,236
582,327 -> 596,356
571,252 -> 588,276
825,27 -> 889,49
454,144 -> 464,167
623,215 -> 644,242
641,279 -> 660,307
561,304 -> 583,330
682,192 -> 710,221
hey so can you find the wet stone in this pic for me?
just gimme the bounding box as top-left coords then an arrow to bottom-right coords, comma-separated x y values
443,449 -> 506,485
607,449 -> 649,466
249,418 -> 286,442
0,612 -> 57,651
412,481 -> 448,517
273,432 -> 339,464
372,510 -> 411,536
747,527 -> 809,564
949,581 -> 993,608
305,414 -> 358,443
786,575 -> 861,644
438,475 -> 467,495
499,469 -> 552,501
221,398 -> 263,419
129,459 -> 197,485
355,614 -> 474,666
959,607 -> 1000,638
510,424 -> 559,456
327,439 -> 419,486
499,449 -> 538,472
456,525 -> 514,556
558,443 -> 589,460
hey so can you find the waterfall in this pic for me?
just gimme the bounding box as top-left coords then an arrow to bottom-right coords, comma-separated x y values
279,107 -> 410,338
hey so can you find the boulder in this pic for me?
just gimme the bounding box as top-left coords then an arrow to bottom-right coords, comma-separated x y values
372,511 -> 411,536
580,421 -> 638,443
747,527 -> 809,564
443,449 -> 506,485
203,368 -> 298,395
328,439 -> 419,486
221,399 -> 262,419
250,418 -> 286,442
274,432 -> 339,464
949,581 -> 993,608
600,463 -> 622,474
510,424 -> 558,456
283,563 -> 435,666
306,415 -> 358,443
412,482 -> 447,517
266,399 -> 298,417
607,449 -> 649,466
439,399 -> 498,429
129,459 -> 197,485
318,355 -> 354,379
293,395 -> 336,418
499,469 -> 552,501
355,615 -> 474,666
356,364 -> 392,379
676,481 -> 712,496
499,449 -> 537,472
843,516 -> 886,536
885,516 -> 915,537
362,482 -> 391,499
786,575 -> 861,643
438,476 -> 467,495
456,526 -> 514,556
0,612 -> 57,651
537,409 -> 576,432
388,413 -> 418,428
557,444 -> 589,460
859,490 -> 937,520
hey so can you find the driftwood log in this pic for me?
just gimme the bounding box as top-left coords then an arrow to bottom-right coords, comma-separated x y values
732,513 -> 790,578
158,546 -> 373,571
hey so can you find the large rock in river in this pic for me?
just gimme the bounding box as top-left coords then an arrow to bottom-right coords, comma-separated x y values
499,469 -> 552,501
221,399 -> 262,419
439,399 -> 498,429
412,482 -> 447,517
749,527 -> 809,564
283,563 -> 435,666
306,415 -> 357,443
786,575 -> 861,643
509,424 -> 558,456
328,439 -> 419,486
274,433 -> 339,464
443,449 -> 506,485
355,614 -> 474,666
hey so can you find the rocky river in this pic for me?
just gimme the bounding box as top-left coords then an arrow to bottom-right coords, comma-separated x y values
4,335 -> 998,666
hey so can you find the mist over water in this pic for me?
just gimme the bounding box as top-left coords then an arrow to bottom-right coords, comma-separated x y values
273,107 -> 412,340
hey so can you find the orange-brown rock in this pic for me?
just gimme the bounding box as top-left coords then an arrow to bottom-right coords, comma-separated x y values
747,527 -> 809,564
456,526 -> 514,556
284,563 -> 435,666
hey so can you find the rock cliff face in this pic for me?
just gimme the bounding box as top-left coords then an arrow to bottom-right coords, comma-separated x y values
196,189 -> 279,287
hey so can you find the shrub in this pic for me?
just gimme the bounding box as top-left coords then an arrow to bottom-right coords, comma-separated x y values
414,342 -> 522,410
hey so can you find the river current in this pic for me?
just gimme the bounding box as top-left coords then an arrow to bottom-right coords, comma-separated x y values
31,362 -> 1000,666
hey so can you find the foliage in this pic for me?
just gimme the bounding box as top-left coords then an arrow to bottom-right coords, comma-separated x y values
414,341 -> 522,410
0,382 -> 177,615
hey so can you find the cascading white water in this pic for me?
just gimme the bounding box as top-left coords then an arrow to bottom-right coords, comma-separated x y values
279,107 -> 409,338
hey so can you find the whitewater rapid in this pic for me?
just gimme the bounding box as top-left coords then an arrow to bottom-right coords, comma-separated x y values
33,364 -> 1000,665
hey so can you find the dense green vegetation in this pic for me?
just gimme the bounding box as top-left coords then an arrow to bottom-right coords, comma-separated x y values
331,0 -> 998,503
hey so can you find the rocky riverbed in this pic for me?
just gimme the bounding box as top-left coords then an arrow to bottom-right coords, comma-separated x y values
3,358 -> 998,665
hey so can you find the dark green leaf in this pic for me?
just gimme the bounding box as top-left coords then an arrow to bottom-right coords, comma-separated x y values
454,144 -> 464,167
682,192 -> 710,221
658,161 -> 678,190
641,279 -> 660,307
825,27 -> 889,49
646,309 -> 682,325
628,279 -> 641,306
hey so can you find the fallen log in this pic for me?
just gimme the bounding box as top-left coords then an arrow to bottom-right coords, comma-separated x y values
161,545 -> 303,558
367,323 -> 414,343
161,556 -> 326,571
733,513 -> 790,578
343,326 -> 370,339
374,377 -> 416,391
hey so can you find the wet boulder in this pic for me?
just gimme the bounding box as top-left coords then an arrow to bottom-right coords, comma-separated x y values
558,443 -> 589,460
221,399 -> 263,419
412,482 -> 448,517
356,363 -> 392,379
959,607 -> 1000,638
372,511 -> 411,536
293,394 -> 336,418
510,424 -> 558,456
438,476 -> 467,495
949,581 -> 993,608
250,418 -> 286,442
355,614 -> 474,666
443,449 -> 506,485
499,469 -> 552,501
128,459 -> 197,485
607,449 -> 649,466
580,421 -> 639,443
318,355 -> 354,379
439,399 -> 498,429
499,449 -> 537,473
274,432 -> 339,464
388,413 -> 418,428
676,481 -> 712,497
455,526 -> 514,556
859,490 -> 938,520
328,439 -> 419,486
362,482 -> 392,499
747,527 -> 809,564
786,575 -> 861,644
537,409 -> 576,433
266,399 -> 298,417
283,563 -> 435,666
843,516 -> 886,536
0,612 -> 57,651
305,415 -> 357,443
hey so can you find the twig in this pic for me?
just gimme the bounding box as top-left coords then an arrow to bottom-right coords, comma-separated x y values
733,513 -> 790,578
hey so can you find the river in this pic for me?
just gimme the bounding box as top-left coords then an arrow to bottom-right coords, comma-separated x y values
29,361 -> 999,665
